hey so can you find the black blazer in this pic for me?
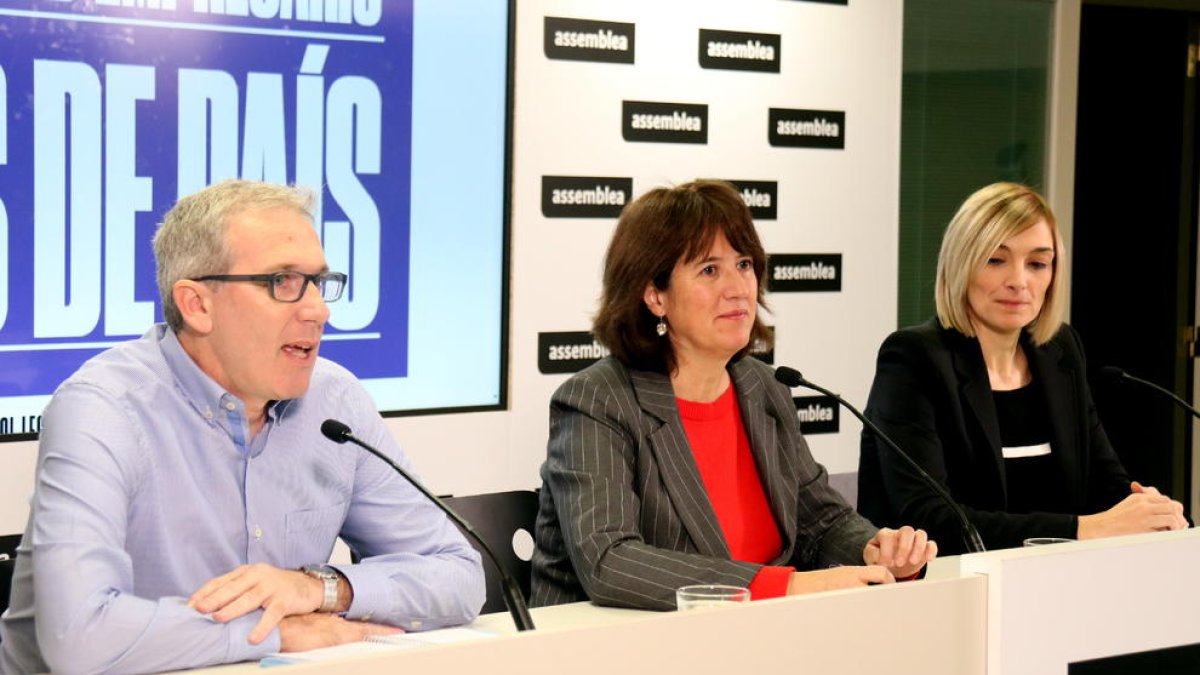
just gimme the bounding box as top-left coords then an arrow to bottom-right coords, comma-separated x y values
532,356 -> 877,610
857,319 -> 1131,554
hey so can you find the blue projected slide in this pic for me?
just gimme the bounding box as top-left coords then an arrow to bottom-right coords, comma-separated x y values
0,0 -> 509,436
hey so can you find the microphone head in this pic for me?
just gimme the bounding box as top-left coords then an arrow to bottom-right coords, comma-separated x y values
320,419 -> 352,444
774,366 -> 805,388
1099,366 -> 1128,384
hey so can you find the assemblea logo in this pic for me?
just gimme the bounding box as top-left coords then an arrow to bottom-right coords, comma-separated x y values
622,101 -> 708,144
698,29 -> 781,72
544,16 -> 635,64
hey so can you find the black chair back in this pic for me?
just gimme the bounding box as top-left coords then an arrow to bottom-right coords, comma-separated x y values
442,490 -> 539,615
0,533 -> 20,618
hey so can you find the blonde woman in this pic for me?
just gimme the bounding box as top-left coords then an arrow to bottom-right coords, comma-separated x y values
858,183 -> 1187,554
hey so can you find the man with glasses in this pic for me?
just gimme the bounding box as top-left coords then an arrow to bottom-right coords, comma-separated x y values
0,180 -> 485,675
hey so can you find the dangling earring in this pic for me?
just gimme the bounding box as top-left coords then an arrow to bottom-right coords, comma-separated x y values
656,316 -> 668,337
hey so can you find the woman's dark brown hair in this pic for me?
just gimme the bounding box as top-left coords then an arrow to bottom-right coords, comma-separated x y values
593,180 -> 771,374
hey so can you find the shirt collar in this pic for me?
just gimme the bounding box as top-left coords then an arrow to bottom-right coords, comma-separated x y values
158,325 -> 233,423
156,325 -> 296,426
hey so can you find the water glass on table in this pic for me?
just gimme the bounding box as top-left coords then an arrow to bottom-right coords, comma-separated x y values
1023,537 -> 1074,547
675,585 -> 750,611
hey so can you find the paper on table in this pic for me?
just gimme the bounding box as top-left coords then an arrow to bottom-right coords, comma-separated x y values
260,641 -> 412,667
365,627 -> 498,646
260,627 -> 498,667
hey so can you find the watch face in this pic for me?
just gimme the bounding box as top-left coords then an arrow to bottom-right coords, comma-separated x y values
303,565 -> 338,580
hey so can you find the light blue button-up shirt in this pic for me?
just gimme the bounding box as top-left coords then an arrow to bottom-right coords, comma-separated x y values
0,325 -> 484,675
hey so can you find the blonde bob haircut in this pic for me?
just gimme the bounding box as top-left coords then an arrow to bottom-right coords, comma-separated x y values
934,182 -> 1066,346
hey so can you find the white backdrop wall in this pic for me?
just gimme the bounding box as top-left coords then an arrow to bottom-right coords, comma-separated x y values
0,0 -> 901,534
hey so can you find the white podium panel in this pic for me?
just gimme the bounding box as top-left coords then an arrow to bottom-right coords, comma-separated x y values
179,576 -> 985,674
959,528 -> 1200,675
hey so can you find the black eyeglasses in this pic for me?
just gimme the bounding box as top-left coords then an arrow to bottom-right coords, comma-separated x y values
191,271 -> 348,303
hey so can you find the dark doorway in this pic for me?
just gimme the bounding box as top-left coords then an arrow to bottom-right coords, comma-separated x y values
1071,2 -> 1198,510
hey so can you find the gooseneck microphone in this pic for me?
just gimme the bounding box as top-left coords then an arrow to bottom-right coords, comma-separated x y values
1100,366 -> 1200,420
773,366 -> 986,554
320,419 -> 535,632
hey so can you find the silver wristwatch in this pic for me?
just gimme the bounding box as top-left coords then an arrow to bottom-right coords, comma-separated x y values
300,564 -> 340,613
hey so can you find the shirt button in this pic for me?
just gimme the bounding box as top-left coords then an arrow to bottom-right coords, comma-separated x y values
254,527 -> 263,540
204,409 -> 214,420
224,401 -> 236,411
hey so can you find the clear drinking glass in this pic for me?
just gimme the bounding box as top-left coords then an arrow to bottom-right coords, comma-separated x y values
675,585 -> 750,610
1023,537 -> 1074,547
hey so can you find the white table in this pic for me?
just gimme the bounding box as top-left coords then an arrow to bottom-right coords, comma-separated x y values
178,573 -> 986,674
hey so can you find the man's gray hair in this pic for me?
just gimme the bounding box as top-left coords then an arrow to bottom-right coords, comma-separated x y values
153,179 -> 315,331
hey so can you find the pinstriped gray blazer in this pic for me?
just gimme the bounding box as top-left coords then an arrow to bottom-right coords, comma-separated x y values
531,356 -> 878,610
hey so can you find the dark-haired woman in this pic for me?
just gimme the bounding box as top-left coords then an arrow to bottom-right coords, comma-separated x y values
531,180 -> 935,611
